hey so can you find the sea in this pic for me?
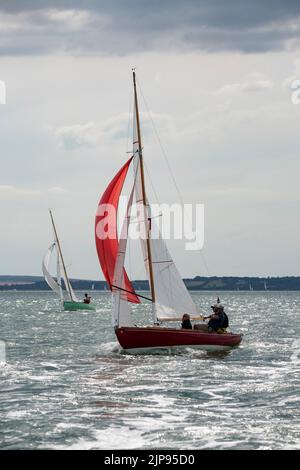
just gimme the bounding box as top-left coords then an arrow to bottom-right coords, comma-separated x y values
0,291 -> 299,450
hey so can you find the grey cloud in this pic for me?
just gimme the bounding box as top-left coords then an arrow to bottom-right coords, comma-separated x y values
54,122 -> 100,150
53,111 -> 174,150
0,1 -> 300,55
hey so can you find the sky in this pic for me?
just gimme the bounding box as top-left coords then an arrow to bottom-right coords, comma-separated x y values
0,0 -> 300,280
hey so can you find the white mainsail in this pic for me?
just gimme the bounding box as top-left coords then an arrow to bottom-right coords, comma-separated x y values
43,212 -> 78,303
60,261 -> 78,302
150,234 -> 198,318
42,241 -> 78,302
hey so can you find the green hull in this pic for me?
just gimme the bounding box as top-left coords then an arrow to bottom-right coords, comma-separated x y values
63,301 -> 96,311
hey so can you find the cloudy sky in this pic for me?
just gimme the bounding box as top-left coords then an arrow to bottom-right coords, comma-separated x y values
0,0 -> 300,280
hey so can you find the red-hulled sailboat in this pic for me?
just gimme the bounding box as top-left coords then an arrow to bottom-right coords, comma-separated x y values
95,71 -> 243,353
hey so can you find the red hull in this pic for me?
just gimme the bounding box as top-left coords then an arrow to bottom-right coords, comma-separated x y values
115,326 -> 243,351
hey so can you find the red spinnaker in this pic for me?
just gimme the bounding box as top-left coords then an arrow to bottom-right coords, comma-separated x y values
95,157 -> 140,303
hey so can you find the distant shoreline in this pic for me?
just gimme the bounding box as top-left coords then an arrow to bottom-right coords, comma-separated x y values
0,275 -> 299,291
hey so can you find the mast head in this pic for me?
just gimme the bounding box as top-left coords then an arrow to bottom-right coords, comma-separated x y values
132,67 -> 137,85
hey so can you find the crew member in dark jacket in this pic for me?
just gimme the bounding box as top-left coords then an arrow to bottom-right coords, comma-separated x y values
83,293 -> 91,304
204,304 -> 227,332
181,313 -> 193,329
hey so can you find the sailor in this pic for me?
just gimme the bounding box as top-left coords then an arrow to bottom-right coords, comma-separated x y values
181,313 -> 193,329
203,304 -> 228,332
83,293 -> 91,304
217,305 -> 229,330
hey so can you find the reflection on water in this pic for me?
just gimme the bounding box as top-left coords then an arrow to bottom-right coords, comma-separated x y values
204,350 -> 233,359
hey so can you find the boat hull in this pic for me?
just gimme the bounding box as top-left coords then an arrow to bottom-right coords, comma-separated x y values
115,326 -> 243,352
63,301 -> 95,311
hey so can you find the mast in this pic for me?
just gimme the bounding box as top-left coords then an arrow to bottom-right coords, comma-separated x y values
49,209 -> 74,301
132,70 -> 156,314
56,245 -> 63,302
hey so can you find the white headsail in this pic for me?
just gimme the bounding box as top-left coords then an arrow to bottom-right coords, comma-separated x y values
43,211 -> 78,303
112,167 -> 139,327
42,243 -> 63,299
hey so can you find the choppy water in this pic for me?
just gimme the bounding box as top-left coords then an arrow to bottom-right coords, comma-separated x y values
0,291 -> 299,450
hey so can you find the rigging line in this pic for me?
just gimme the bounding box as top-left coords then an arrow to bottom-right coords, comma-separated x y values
144,160 -> 160,207
122,156 -> 141,285
111,284 -> 152,302
137,79 -> 211,276
137,80 -> 184,204
128,226 -> 132,280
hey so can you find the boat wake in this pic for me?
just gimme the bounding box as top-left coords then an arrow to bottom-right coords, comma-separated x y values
95,341 -> 122,356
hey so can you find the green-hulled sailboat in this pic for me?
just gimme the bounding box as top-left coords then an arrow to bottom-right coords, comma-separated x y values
42,210 -> 95,311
